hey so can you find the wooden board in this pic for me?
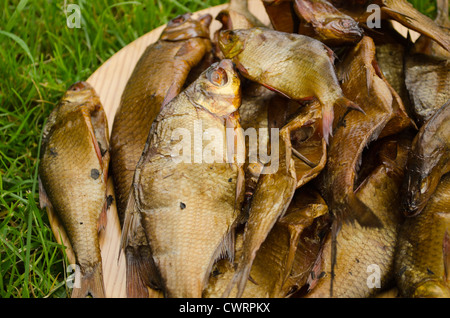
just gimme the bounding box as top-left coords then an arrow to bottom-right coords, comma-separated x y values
58,0 -> 416,298
84,0 -> 269,298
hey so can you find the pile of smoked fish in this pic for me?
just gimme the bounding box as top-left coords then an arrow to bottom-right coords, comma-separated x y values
38,0 -> 450,298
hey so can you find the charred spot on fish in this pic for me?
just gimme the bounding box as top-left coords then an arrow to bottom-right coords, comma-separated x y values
355,258 -> 360,263
259,33 -> 267,41
426,268 -> 435,275
49,147 -> 58,157
80,222 -> 83,225
180,202 -> 186,210
228,177 -> 232,182
91,168 -> 100,180
106,195 -> 114,210
318,271 -> 326,279
310,271 -> 316,279
349,271 -> 353,276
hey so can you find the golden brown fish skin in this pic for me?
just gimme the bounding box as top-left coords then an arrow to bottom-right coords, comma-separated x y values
222,98 -> 327,298
306,136 -> 410,298
401,102 -> 450,217
321,36 -> 399,228
373,0 -> 450,53
395,173 -> 450,298
294,0 -> 363,46
405,1 -> 450,127
262,0 -> 300,33
127,59 -> 244,298
110,13 -> 212,224
39,82 -> 109,298
217,0 -> 266,31
205,186 -> 328,298
238,83 -> 276,220
218,27 -> 363,144
412,0 -> 450,61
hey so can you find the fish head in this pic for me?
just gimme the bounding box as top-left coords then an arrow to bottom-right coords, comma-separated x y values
57,81 -> 100,114
190,59 -> 241,117
403,164 -> 436,216
160,13 -> 212,41
218,29 -> 247,59
320,18 -> 363,42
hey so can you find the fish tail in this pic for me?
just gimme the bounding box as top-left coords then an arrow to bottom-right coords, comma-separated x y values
121,187 -> 164,297
321,104 -> 334,145
71,263 -> 106,298
125,245 -> 162,298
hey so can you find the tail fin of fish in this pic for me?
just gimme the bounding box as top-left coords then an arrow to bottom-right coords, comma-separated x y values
71,263 -> 106,298
121,187 -> 164,298
324,97 -> 365,144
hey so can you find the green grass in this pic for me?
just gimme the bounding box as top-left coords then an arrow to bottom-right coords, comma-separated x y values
0,0 -> 443,298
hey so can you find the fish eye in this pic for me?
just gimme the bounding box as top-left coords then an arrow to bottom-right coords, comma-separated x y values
207,67 -> 228,87
420,177 -> 430,194
69,82 -> 86,92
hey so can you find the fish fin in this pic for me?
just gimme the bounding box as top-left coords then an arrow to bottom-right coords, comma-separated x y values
120,188 -> 164,297
215,226 -> 236,263
81,107 -> 103,166
39,177 -> 77,265
124,247 -> 149,298
71,263 -> 106,298
444,230 -> 450,283
261,82 -> 293,100
222,261 -> 253,298
38,177 -> 51,210
321,104 -> 334,145
347,193 -> 383,228
294,0 -> 316,25
125,244 -> 163,297
236,61 -> 249,76
97,199 -> 108,233
162,83 -> 180,108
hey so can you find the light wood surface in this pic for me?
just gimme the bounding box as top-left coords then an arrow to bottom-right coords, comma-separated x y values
54,0 -> 416,298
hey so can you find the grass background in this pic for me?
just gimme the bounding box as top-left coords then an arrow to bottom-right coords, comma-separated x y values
0,0 -> 441,298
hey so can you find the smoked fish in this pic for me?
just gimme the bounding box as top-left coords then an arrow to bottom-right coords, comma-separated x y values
39,82 -> 110,298
401,101 -> 450,217
218,27 -> 364,144
109,13 -> 212,297
122,59 -> 245,298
